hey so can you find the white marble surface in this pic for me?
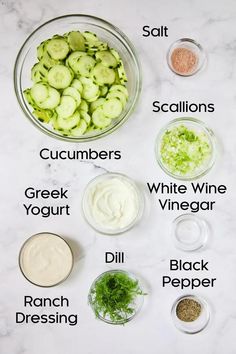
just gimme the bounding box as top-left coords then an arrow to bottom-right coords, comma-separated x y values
1,0 -> 236,353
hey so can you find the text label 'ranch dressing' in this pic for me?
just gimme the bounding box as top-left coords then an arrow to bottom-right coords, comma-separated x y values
83,174 -> 143,234
19,233 -> 73,287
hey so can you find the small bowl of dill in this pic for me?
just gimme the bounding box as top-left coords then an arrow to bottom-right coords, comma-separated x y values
88,269 -> 145,325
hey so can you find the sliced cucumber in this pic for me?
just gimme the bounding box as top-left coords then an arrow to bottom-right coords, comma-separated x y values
40,51 -> 60,69
103,98 -> 123,119
90,97 -> 105,113
25,28 -> 129,137
109,84 -> 128,97
95,51 -> 117,68
92,63 -> 115,86
74,55 -> 96,76
117,62 -> 128,84
57,110 -> 80,130
79,99 -> 89,112
71,119 -> 87,136
56,95 -> 77,118
100,86 -> 108,97
31,63 -> 48,83
39,87 -> 60,109
46,38 -> 69,60
48,65 -> 73,89
24,89 -> 38,109
107,91 -> 127,107
92,107 -> 111,128
71,79 -> 83,94
63,87 -> 81,107
67,31 -> 85,51
37,40 -> 49,60
66,51 -> 86,71
80,77 -> 99,101
33,109 -> 53,123
110,48 -> 121,63
80,110 -> 91,125
30,83 -> 48,104
83,31 -> 98,43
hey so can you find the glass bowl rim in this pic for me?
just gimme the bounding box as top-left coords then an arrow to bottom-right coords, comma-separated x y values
19,231 -> 74,287
14,14 -> 142,142
88,269 -> 144,325
82,172 -> 144,235
167,37 -> 206,77
155,117 -> 217,181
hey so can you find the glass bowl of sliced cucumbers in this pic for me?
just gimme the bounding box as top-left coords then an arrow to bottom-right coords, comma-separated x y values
14,15 -> 141,142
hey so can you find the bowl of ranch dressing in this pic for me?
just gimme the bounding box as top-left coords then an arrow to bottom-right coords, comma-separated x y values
82,173 -> 144,235
19,232 -> 74,287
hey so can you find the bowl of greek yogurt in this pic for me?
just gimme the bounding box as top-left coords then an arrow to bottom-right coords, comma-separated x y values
82,173 -> 144,235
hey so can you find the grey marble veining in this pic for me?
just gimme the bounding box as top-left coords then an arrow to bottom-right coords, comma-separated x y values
0,0 -> 236,353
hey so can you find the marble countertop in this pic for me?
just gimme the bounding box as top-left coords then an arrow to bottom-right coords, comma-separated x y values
1,0 -> 236,353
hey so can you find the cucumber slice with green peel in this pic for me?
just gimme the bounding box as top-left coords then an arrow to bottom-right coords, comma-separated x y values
100,86 -> 108,97
92,63 -> 116,86
83,31 -> 98,43
110,48 -> 121,63
95,51 -> 117,68
80,110 -> 91,125
117,62 -> 128,84
80,77 -> 99,101
74,55 -> 96,77
48,65 -> 73,89
79,99 -> 89,112
39,87 -> 60,109
24,89 -> 38,109
106,91 -> 127,107
56,95 -> 77,118
103,98 -> 123,119
57,110 -> 80,130
86,93 -> 100,103
30,83 -> 49,104
40,52 -> 60,69
37,40 -> 49,60
109,84 -> 128,97
31,63 -> 48,83
63,87 -> 81,107
66,51 -> 86,70
46,38 -> 69,60
67,31 -> 85,51
33,108 -> 53,123
92,107 -> 112,128
71,79 -> 83,94
86,41 -> 108,52
71,119 -> 87,136
90,97 -> 105,113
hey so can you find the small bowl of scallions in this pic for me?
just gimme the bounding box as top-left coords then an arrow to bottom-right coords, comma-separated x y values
88,270 -> 145,325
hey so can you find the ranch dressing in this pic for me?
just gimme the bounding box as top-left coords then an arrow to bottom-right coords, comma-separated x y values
19,233 -> 73,287
83,174 -> 142,233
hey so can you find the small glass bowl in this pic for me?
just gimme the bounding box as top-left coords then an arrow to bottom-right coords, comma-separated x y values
88,269 -> 144,325
172,214 -> 209,251
171,295 -> 210,334
14,15 -> 141,142
155,117 -> 216,180
19,232 -> 74,287
167,38 -> 206,76
82,172 -> 144,235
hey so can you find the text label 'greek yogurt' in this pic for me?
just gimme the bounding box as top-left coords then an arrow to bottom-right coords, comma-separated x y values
23,187 -> 70,217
